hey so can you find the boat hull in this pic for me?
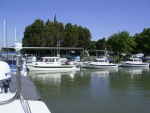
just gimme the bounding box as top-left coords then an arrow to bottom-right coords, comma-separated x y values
27,65 -> 80,72
86,64 -> 118,69
122,63 -> 149,67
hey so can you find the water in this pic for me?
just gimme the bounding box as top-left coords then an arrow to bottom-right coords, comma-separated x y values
27,67 -> 150,113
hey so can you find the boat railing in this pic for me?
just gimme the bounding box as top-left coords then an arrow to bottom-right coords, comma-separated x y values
20,94 -> 31,113
0,53 -> 21,105
0,43 -> 24,105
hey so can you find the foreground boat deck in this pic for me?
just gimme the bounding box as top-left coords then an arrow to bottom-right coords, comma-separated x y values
0,74 -> 41,100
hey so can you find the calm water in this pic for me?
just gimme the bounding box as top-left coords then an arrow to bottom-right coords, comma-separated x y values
27,67 -> 150,113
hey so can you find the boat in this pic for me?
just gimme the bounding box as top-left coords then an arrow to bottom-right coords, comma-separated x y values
80,57 -> 95,68
0,52 -> 27,76
121,57 -> 149,67
85,57 -> 118,69
0,43 -> 51,113
26,56 -> 80,72
132,53 -> 144,58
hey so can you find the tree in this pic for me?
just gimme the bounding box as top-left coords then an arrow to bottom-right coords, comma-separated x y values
42,19 -> 53,47
134,28 -> 150,53
22,17 -> 92,48
96,38 -> 107,50
89,41 -> 96,50
82,28 -> 92,49
22,19 -> 44,47
63,23 -> 79,47
107,31 -> 136,55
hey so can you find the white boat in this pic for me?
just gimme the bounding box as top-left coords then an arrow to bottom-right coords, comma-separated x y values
121,57 -> 149,67
132,53 -> 144,58
0,61 -> 51,113
85,57 -> 118,69
0,43 -> 51,113
27,56 -> 80,72
0,52 -> 27,76
81,57 -> 95,68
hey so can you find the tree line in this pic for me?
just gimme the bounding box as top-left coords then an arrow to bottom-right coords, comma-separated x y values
22,17 -> 150,54
22,17 -> 91,49
98,28 -> 150,55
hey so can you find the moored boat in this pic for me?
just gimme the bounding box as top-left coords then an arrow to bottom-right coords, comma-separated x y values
0,52 -> 27,76
85,57 -> 118,69
27,56 -> 80,72
121,57 -> 149,67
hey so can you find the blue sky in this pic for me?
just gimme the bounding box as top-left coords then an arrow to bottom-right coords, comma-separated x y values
0,0 -> 150,48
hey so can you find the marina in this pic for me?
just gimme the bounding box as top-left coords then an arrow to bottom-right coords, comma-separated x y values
27,67 -> 150,113
1,1 -> 150,113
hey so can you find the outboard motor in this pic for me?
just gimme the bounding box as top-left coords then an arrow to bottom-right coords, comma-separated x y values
0,61 -> 11,93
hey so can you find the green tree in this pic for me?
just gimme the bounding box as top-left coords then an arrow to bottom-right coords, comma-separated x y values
107,31 -> 136,55
63,23 -> 79,47
22,17 -> 92,48
96,38 -> 107,50
22,19 -> 44,47
82,28 -> 92,49
89,41 -> 96,50
42,19 -> 53,47
134,28 -> 150,53
53,21 -> 65,47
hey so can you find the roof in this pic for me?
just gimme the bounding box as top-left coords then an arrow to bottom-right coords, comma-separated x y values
42,57 -> 60,59
2,47 -> 84,50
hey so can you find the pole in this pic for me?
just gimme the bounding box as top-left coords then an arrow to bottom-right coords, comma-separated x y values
4,20 -> 6,47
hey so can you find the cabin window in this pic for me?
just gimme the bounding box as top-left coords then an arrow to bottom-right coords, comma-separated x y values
134,59 -> 138,62
99,60 -> 104,62
128,59 -> 133,61
40,58 -> 44,62
45,59 -> 49,62
105,60 -> 108,62
49,59 -> 54,62
94,60 -> 98,62
56,59 -> 60,62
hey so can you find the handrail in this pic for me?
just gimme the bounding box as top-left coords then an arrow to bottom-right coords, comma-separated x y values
0,53 -> 21,105
20,94 -> 31,113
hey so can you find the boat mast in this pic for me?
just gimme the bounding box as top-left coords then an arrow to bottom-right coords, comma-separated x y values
57,41 -> 60,57
15,27 -> 16,43
3,20 -> 6,47
3,19 -> 8,48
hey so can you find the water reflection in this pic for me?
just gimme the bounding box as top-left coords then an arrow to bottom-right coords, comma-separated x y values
27,67 -> 150,113
91,70 -> 109,77
27,67 -> 149,83
81,68 -> 119,78
119,67 -> 150,79
27,71 -> 76,84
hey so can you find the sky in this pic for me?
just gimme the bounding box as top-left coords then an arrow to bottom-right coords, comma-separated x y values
0,0 -> 150,48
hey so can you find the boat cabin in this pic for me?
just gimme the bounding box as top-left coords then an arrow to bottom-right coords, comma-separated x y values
34,57 -> 62,67
40,57 -> 61,62
94,57 -> 109,63
126,58 -> 142,63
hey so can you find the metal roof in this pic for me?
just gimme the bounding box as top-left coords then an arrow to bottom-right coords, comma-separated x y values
2,47 -> 84,50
